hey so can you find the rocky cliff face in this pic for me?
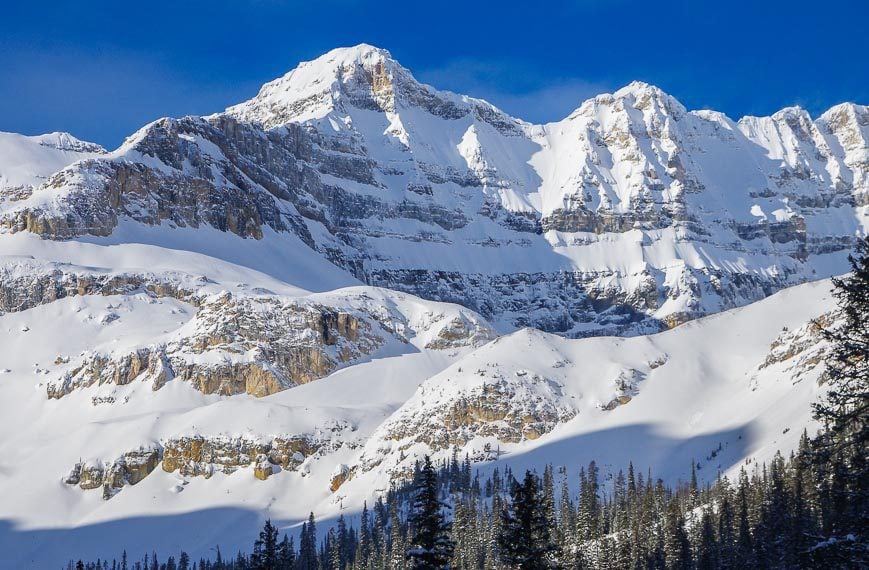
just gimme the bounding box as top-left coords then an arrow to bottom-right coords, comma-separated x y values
1,45 -> 865,336
160,428 -> 350,480
46,291 -> 382,398
0,257 -> 493,400
750,312 -> 833,389
63,446 -> 160,500
61,425 -> 354,500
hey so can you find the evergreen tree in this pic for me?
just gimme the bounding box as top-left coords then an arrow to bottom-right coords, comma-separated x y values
388,501 -> 407,570
356,501 -> 372,568
277,534 -> 295,570
373,497 -> 389,568
695,508 -> 718,570
497,470 -> 559,569
297,514 -> 319,570
251,519 -> 279,570
325,529 -> 341,570
406,456 -> 454,569
810,235 -> 869,564
333,515 -> 349,570
662,499 -> 691,570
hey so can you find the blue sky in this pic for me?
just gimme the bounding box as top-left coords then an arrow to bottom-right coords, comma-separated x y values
2,0 -> 867,149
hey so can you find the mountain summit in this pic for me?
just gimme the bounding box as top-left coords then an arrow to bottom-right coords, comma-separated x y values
226,43 -> 499,130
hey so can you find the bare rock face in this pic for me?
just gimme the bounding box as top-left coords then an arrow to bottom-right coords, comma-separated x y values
63,446 -> 160,500
600,368 -> 647,411
0,261 -> 202,315
253,455 -> 276,481
750,312 -> 833,388
424,314 -> 497,350
2,259 -> 492,401
0,117 -> 309,241
437,379 -> 573,445
161,430 -> 347,478
329,464 -> 353,492
371,369 -> 576,456
47,291 -> 382,398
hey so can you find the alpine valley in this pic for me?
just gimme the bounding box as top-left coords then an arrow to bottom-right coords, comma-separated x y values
0,44 -> 866,568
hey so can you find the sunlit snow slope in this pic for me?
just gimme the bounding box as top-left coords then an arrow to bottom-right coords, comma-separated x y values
0,271 -> 835,567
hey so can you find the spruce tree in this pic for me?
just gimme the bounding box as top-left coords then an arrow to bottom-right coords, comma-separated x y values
326,529 -> 341,570
251,519 -> 279,570
406,456 -> 454,569
811,235 -> 868,563
356,501 -> 372,568
277,534 -> 295,570
297,514 -> 319,570
388,500 -> 407,570
497,470 -> 559,569
372,498 -> 389,569
662,499 -> 691,570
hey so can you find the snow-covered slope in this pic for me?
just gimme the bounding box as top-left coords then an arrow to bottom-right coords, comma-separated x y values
0,131 -> 105,191
0,271 -> 835,567
0,43 -> 861,567
351,280 -> 834,486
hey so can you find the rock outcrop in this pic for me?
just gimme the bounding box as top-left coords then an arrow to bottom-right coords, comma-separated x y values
63,446 -> 160,500
354,352 -> 578,479
45,291 -> 381,398
161,430 -> 348,478
750,313 -> 833,388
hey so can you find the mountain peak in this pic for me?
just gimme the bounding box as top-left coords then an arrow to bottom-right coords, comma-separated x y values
225,43 -> 424,128
611,81 -> 686,116
317,43 -> 395,65
613,80 -> 660,98
30,131 -> 106,154
567,81 -> 686,121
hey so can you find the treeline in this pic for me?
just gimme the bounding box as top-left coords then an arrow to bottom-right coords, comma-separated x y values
66,241 -> 869,570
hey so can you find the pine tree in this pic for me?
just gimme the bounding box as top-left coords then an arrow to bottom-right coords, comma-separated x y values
373,498 -> 389,569
810,235 -> 869,564
356,501 -> 372,568
406,456 -> 454,569
715,477 -> 736,569
580,461 -> 600,541
695,508 -> 718,570
324,529 -> 340,570
541,465 -> 557,538
388,500 -> 407,570
251,519 -> 279,570
497,470 -> 559,569
277,534 -> 295,570
333,514 -> 348,570
297,514 -> 319,570
662,499 -> 691,570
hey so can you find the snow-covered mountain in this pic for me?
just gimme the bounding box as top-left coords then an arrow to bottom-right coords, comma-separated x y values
2,44 -> 867,335
0,44 -> 864,567
0,131 -> 105,192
